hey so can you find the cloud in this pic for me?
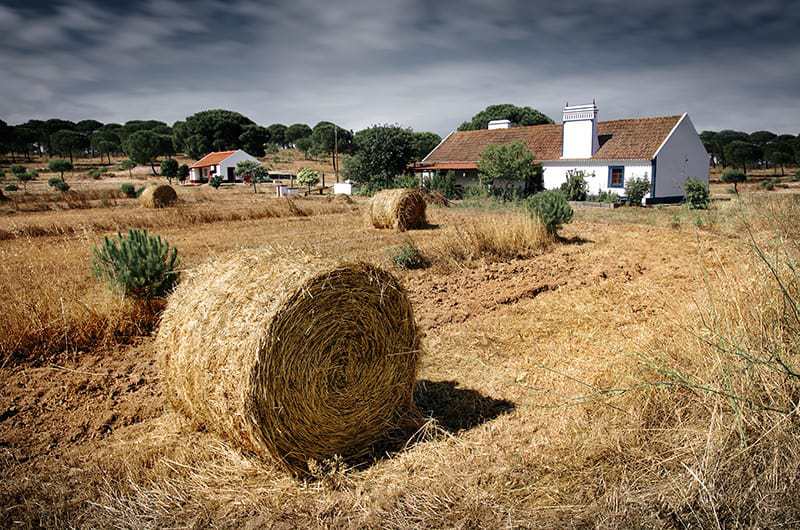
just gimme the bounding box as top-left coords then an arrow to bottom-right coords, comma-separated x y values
0,0 -> 798,134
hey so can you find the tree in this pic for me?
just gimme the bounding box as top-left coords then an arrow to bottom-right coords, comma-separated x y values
764,143 -> 794,175
477,141 -> 542,194
75,119 -> 104,135
311,122 -> 353,176
119,159 -> 136,177
234,159 -> 269,193
267,124 -> 288,148
286,123 -> 312,145
177,164 -> 190,183
16,170 -> 34,192
123,130 -> 163,175
721,168 -> 746,193
91,129 -> 121,164
10,164 -> 26,177
296,137 -> 313,159
174,110 -> 255,158
48,159 -> 73,179
238,125 -> 269,157
749,130 -> 777,146
160,158 -> 179,183
700,130 -> 720,167
410,132 -> 442,161
459,104 -> 553,131
714,130 -> 749,167
50,129 -> 87,162
348,125 -> 415,187
724,141 -> 761,174
296,167 -> 320,192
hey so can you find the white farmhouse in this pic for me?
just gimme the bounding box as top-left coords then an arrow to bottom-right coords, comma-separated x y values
414,102 -> 708,204
188,149 -> 259,184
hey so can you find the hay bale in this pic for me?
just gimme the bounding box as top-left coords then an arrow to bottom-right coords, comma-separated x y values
157,248 -> 420,475
139,184 -> 177,208
368,188 -> 427,231
422,189 -> 450,207
329,193 -> 354,204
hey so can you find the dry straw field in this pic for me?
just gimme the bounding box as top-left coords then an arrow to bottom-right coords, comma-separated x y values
1,176 -> 800,528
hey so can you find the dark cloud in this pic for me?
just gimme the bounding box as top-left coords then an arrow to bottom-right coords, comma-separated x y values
0,0 -> 798,134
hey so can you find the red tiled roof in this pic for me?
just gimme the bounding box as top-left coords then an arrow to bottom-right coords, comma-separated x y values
419,116 -> 682,168
190,150 -> 237,169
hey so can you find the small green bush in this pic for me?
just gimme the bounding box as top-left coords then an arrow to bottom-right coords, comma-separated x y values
463,183 -> 489,200
209,175 -> 223,189
598,190 -> 619,204
120,183 -> 137,198
525,190 -> 573,235
48,177 -> 70,192
684,177 -> 710,209
792,170 -> 800,182
760,178 -> 776,191
392,174 -> 419,189
4,184 -> 19,192
91,229 -> 180,299
87,168 -> 102,179
391,240 -> 429,270
426,171 -> 463,199
10,164 -> 26,176
624,176 -> 650,206
560,169 -> 589,201
178,164 -> 190,182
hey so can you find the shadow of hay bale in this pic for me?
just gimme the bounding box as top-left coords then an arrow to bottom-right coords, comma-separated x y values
413,379 -> 515,432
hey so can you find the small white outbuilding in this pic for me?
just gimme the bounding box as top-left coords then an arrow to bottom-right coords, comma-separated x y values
189,149 -> 259,184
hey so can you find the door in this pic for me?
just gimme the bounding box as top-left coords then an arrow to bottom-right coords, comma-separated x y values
227,167 -> 235,181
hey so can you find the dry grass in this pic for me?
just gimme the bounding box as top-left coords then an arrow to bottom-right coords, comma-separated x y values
158,248 -> 420,475
3,192 -> 800,527
429,210 -> 553,266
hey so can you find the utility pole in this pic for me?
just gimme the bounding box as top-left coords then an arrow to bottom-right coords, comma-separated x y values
334,125 -> 339,183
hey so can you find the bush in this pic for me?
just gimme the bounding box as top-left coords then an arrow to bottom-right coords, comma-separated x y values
88,168 -> 103,179
425,171 -> 463,199
721,169 -> 746,193
48,159 -> 73,179
598,190 -> 619,204
160,159 -> 179,182
684,177 -> 710,209
47,177 -> 70,193
525,190 -> 573,235
760,178 -> 776,191
463,183 -> 490,200
392,174 -> 419,189
10,164 -> 26,176
560,169 -> 589,201
120,183 -> 137,198
391,240 -> 429,270
209,175 -> 223,189
4,184 -> 19,192
793,169 -> 800,182
624,176 -> 650,206
178,164 -> 190,182
91,229 -> 180,299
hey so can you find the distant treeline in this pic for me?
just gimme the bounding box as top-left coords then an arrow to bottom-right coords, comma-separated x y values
700,129 -> 800,173
0,109 -> 442,177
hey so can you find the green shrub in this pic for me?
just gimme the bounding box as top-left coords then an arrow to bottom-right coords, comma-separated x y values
760,178 -> 776,191
178,164 -> 190,182
598,190 -> 619,204
4,184 -> 19,192
160,158 -> 179,182
525,190 -> 573,235
793,170 -> 800,182
426,171 -> 463,199
0,169 -> 5,181
721,169 -> 746,193
48,159 -> 73,179
560,169 -> 588,201
391,240 -> 429,270
48,177 -> 70,193
463,183 -> 490,200
624,176 -> 650,206
120,183 -> 137,198
392,174 -> 419,189
10,164 -> 26,176
209,175 -> 223,189
684,177 -> 710,209
91,229 -> 180,299
87,168 -> 102,179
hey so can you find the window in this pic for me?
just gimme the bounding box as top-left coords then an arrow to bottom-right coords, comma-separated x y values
608,166 -> 624,188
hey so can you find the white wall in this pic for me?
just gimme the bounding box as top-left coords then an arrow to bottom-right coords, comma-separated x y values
562,120 -> 598,159
218,150 -> 260,182
653,114 -> 709,199
543,160 -> 652,198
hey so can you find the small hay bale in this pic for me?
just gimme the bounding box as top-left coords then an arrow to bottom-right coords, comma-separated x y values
139,184 -> 177,208
157,248 -> 420,475
329,193 -> 354,204
368,188 -> 427,231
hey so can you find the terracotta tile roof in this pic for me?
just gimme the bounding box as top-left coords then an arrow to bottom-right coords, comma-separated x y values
420,116 -> 682,167
190,150 -> 237,168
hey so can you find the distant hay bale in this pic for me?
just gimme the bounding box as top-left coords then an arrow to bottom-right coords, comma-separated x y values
139,184 -> 177,208
368,188 -> 427,231
329,193 -> 354,204
157,248 -> 420,475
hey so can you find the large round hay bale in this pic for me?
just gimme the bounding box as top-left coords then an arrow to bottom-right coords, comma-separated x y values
139,184 -> 177,208
368,188 -> 427,231
157,248 -> 420,475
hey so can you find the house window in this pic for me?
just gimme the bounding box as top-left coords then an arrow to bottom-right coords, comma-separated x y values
608,166 -> 624,188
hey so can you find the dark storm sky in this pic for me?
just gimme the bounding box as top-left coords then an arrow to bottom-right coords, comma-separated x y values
1,0 -> 798,134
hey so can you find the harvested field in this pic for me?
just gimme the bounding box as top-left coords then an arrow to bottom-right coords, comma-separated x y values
1,189 -> 799,528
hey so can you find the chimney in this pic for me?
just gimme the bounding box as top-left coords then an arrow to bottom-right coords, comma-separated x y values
488,119 -> 512,130
561,102 -> 599,158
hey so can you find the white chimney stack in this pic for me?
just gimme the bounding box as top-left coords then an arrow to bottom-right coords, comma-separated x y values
561,102 -> 599,159
488,119 -> 512,130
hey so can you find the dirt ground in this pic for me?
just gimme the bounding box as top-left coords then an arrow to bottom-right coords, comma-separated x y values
2,192 -> 761,527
